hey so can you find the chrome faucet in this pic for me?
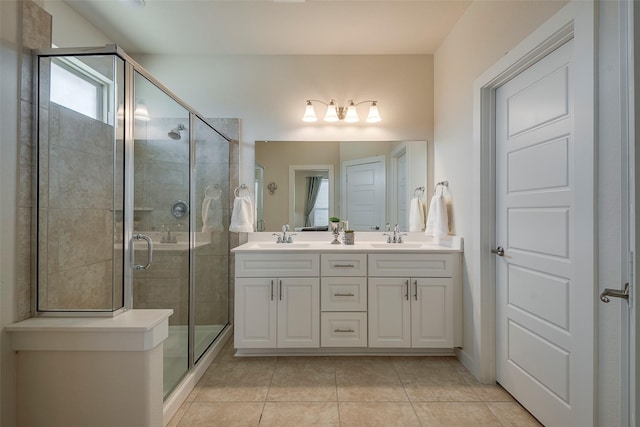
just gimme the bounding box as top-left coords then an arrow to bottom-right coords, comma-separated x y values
160,224 -> 177,243
273,224 -> 295,243
383,224 -> 407,244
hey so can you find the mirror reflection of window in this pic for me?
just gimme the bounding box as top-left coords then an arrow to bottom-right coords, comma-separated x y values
310,178 -> 329,227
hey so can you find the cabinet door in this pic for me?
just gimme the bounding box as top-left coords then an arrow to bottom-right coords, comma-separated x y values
277,278 -> 320,348
368,278 -> 411,347
234,278 -> 277,348
411,278 -> 454,348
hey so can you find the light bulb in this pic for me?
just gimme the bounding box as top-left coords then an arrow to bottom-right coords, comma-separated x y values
344,101 -> 359,123
302,101 -> 317,122
324,100 -> 339,122
366,102 -> 381,123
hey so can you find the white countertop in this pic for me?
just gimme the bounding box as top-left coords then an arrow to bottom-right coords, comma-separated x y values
232,232 -> 463,253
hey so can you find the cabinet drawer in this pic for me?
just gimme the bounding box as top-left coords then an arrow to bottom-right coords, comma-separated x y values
368,253 -> 454,277
321,254 -> 367,276
321,312 -> 367,347
321,277 -> 367,311
236,253 -> 319,277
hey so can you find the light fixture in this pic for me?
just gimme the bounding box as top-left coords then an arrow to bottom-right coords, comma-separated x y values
302,99 -> 382,123
134,100 -> 150,121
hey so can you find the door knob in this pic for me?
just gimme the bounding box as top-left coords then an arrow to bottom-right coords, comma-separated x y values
600,283 -> 629,303
491,246 -> 505,257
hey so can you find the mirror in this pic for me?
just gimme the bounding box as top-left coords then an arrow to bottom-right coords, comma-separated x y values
255,140 -> 428,232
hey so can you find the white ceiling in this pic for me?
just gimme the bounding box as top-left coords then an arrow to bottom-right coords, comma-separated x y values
63,0 -> 472,55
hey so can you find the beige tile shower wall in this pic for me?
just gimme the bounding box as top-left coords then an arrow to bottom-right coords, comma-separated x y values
133,249 -> 189,325
19,1 -> 52,319
42,105 -> 116,310
134,118 -> 190,233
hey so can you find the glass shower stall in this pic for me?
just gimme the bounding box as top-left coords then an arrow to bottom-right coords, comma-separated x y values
35,46 -> 231,398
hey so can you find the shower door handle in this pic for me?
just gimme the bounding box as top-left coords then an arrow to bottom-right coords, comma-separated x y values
131,234 -> 153,271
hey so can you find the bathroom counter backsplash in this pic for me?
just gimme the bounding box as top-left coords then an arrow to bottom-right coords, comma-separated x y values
231,232 -> 463,253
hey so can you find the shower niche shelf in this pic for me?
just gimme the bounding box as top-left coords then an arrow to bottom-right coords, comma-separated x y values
111,207 -> 154,212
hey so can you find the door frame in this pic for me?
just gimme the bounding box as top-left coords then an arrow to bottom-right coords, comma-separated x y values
627,1 -> 638,425
471,0 -> 596,406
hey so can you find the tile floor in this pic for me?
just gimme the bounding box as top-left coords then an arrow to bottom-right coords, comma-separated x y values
168,340 -> 542,426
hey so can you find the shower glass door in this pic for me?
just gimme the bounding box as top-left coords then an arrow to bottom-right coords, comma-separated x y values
132,71 -> 190,398
192,117 -> 230,362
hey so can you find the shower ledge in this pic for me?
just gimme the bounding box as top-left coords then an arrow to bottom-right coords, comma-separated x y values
8,309 -> 172,427
8,308 -> 173,352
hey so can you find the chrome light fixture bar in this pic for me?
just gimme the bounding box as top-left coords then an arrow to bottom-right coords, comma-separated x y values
303,99 -> 381,123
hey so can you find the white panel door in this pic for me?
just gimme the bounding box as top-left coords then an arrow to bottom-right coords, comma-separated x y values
495,38 -> 594,427
368,278 -> 411,347
277,277 -> 319,348
342,156 -> 385,231
234,278 -> 277,348
411,278 -> 454,348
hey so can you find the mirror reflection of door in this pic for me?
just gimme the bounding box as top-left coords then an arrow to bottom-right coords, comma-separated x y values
395,151 -> 408,231
254,163 -> 265,231
341,156 -> 386,231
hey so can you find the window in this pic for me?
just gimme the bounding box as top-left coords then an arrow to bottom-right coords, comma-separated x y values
311,178 -> 329,226
49,57 -> 113,123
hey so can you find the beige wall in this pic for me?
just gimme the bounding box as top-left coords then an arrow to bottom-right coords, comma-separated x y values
135,55 -> 434,145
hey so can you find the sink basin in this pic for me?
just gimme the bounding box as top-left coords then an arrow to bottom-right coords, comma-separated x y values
253,242 -> 311,249
368,243 -> 425,249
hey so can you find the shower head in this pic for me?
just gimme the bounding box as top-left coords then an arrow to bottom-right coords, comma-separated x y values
168,124 -> 186,140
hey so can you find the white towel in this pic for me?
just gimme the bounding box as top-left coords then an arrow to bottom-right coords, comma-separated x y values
202,193 -> 223,232
409,198 -> 425,232
229,195 -> 254,233
425,187 -> 449,237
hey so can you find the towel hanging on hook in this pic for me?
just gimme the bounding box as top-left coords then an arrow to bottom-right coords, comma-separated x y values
433,181 -> 449,195
234,184 -> 252,198
202,184 -> 223,232
205,184 -> 222,199
230,184 -> 254,232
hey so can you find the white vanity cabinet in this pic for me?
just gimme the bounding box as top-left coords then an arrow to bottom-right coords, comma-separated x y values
320,253 -> 368,347
232,238 -> 463,355
368,253 -> 460,348
234,253 -> 320,349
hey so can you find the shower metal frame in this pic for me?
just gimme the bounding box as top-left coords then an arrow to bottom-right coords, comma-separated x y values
34,45 -> 232,373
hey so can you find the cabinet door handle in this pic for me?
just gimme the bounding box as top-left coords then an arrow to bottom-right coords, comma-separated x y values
413,280 -> 418,301
334,292 -> 355,297
270,280 -> 274,301
279,280 -> 283,301
404,280 -> 409,300
334,328 -> 355,333
334,264 -> 355,268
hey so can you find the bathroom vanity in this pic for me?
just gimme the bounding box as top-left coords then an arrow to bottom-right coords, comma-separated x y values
232,233 -> 463,356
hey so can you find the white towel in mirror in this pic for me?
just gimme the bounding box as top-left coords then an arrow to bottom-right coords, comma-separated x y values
409,198 -> 425,231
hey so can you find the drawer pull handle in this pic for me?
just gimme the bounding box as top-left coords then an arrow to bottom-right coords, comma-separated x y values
333,264 -> 355,268
334,328 -> 355,333
334,292 -> 355,297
